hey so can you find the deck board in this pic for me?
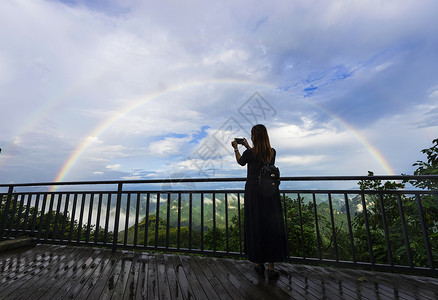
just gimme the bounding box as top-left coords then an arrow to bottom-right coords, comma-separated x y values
0,244 -> 437,300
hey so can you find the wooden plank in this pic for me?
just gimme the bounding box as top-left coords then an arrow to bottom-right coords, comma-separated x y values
134,255 -> 150,300
25,246 -> 96,300
222,259 -> 293,300
162,254 -> 184,300
199,256 -> 244,300
59,248 -> 109,299
122,252 -> 142,300
2,244 -> 438,300
146,253 -> 159,300
73,249 -> 114,299
0,245 -> 61,295
268,263 -> 309,300
212,257 -> 266,300
5,246 -> 77,300
98,251 -> 130,300
169,254 -> 196,300
192,256 -> 233,300
184,255 -> 220,299
176,255 -> 208,299
85,251 -> 124,299
0,244 -> 56,284
156,253 -> 172,300
37,247 -> 102,300
110,253 -> 135,299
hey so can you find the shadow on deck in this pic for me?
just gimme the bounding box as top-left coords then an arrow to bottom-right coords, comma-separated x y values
0,244 -> 437,299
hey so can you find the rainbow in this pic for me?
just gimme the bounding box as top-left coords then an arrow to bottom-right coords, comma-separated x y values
52,79 -> 274,185
310,102 -> 395,175
52,79 -> 395,189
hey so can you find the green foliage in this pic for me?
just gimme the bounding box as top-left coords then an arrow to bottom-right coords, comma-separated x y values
1,195 -> 113,243
353,171 -> 438,267
409,138 -> 438,190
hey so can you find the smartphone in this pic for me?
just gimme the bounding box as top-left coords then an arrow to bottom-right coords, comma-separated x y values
235,138 -> 244,144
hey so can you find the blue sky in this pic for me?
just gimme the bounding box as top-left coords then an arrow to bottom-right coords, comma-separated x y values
1,0 -> 437,186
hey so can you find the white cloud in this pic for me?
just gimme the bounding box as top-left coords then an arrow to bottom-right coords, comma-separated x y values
147,137 -> 191,157
106,164 -> 121,170
1,0 -> 438,183
277,155 -> 327,166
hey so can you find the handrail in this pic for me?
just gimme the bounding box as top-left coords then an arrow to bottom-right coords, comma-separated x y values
1,175 -> 437,188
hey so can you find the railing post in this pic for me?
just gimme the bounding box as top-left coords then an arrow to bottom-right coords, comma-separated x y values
112,183 -> 123,252
0,185 -> 14,240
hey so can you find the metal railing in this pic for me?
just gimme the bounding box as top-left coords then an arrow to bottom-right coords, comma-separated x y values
1,176 -> 437,276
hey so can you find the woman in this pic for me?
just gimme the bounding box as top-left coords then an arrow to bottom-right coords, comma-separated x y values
231,124 -> 288,280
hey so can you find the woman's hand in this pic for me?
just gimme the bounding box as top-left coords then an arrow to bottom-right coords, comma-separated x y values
231,140 -> 238,149
243,138 -> 251,149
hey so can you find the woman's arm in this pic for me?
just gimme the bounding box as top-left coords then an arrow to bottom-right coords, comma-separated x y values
231,140 -> 241,163
231,138 -> 250,163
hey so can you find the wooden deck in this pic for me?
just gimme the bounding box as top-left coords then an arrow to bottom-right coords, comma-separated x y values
0,244 -> 437,299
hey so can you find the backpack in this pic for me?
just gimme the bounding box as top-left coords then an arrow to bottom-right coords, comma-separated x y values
257,163 -> 280,197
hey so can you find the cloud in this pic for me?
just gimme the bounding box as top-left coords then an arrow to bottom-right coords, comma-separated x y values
277,155 -> 327,167
147,137 -> 191,157
106,164 -> 121,170
1,0 -> 438,184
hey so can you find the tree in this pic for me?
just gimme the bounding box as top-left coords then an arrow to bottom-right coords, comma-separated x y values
408,138 -> 438,190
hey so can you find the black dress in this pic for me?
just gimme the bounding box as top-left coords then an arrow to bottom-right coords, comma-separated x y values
238,148 -> 288,263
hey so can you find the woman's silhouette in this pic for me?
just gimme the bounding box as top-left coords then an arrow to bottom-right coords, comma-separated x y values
231,124 -> 287,280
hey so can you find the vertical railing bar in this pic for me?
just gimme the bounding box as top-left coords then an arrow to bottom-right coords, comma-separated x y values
201,192 -> 204,252
0,190 -> 5,238
237,192 -> 242,254
94,193 -> 103,245
133,192 -> 140,247
68,194 -> 78,244
144,193 -> 150,248
282,192 -> 289,258
312,193 -> 322,260
124,193 -> 131,246
213,192 -> 216,253
225,192 -> 229,253
112,183 -> 123,252
53,193 -> 63,243
166,192 -> 171,249
177,192 -> 182,250
415,193 -> 434,269
396,193 -> 413,268
60,194 -> 70,243
361,193 -> 375,265
378,193 -> 393,266
44,194 -> 55,241
344,193 -> 356,263
77,194 -> 86,244
30,193 -> 41,235
23,193 -> 32,233
8,194 -> 19,238
297,193 -> 305,258
37,194 -> 48,242
15,194 -> 25,237
103,193 -> 112,245
1,186 -> 14,239
155,193 -> 160,249
188,192 -> 193,250
328,193 -> 339,262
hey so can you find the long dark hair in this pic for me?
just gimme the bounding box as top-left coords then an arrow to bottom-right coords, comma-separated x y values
251,124 -> 274,164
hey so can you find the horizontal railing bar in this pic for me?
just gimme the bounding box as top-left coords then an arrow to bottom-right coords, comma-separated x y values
1,175 -> 437,188
2,189 -> 436,195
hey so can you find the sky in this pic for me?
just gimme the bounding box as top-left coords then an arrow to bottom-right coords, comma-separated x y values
1,0 -> 437,188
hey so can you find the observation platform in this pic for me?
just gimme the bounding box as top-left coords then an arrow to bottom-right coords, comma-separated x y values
1,244 -> 437,300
